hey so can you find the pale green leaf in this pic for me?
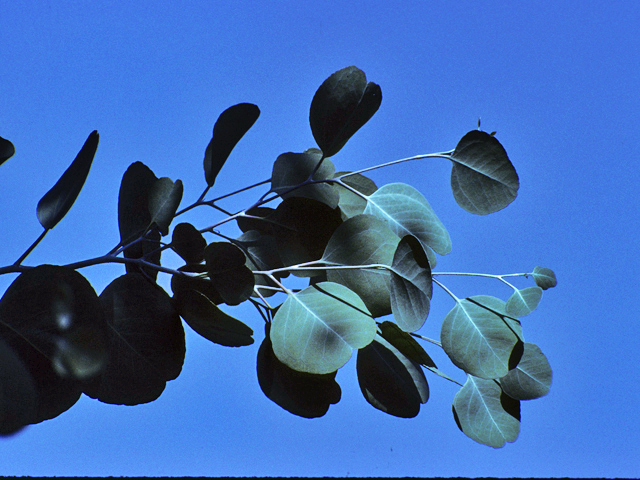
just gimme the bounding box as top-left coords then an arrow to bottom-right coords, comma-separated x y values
532,266 -> 557,290
506,286 -> 543,317
500,343 -> 552,400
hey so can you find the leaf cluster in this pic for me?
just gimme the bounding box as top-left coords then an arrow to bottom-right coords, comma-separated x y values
0,66 -> 556,447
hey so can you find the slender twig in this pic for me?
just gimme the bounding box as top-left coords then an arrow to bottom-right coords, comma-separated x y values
14,229 -> 49,266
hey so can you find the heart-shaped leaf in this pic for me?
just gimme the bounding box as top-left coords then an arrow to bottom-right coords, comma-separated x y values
37,131 -> 99,230
270,282 -> 376,374
449,130 -> 519,215
204,103 -> 260,187
310,66 -> 382,157
0,135 -> 15,166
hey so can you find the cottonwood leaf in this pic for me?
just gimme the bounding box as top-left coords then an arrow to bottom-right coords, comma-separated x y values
506,286 -> 543,317
271,149 -> 339,208
118,161 -> 158,244
378,321 -> 436,368
310,66 -> 381,157
171,223 -> 206,264
453,375 -> 520,448
322,214 -> 400,317
390,235 -> 433,332
532,266 -> 557,290
271,282 -> 376,374
148,177 -> 183,236
364,182 -> 451,255
84,273 -> 186,406
37,131 -> 99,230
449,130 -> 519,214
333,171 -> 378,220
499,343 -> 552,400
204,103 -> 260,187
357,334 -> 429,418
441,296 -> 523,379
0,136 -> 15,166
204,242 -> 255,305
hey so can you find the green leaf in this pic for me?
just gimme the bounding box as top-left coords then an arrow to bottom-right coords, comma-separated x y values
170,223 -> 206,264
236,230 -> 285,297
364,182 -> 451,255
322,214 -> 400,317
171,264 -> 224,305
271,149 -> 339,208
0,337 -> 37,435
532,266 -> 557,290
271,282 -> 376,374
37,131 -> 99,230
84,273 -> 186,406
148,177 -> 183,236
453,375 -> 520,448
257,325 -> 341,418
118,161 -> 158,244
378,321 -> 436,368
309,66 -> 382,157
204,242 -> 255,305
506,286 -> 543,317
204,103 -> 260,187
334,171 -> 378,220
357,334 -> 429,418
500,343 -> 552,400
0,135 -> 15,166
390,235 -> 433,332
270,197 -> 343,275
441,296 -> 523,379
173,288 -> 253,347
449,130 -> 519,215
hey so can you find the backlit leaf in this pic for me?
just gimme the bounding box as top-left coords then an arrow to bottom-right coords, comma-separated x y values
310,66 -> 382,157
364,182 -> 451,255
532,266 -> 557,290
500,343 -> 552,400
333,171 -> 378,220
37,131 -> 99,230
449,130 -> 519,214
271,282 -> 376,374
453,375 -> 520,448
204,103 -> 260,187
506,286 -> 543,317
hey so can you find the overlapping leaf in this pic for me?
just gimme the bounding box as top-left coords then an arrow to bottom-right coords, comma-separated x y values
357,334 -> 429,418
322,214 -> 400,317
364,182 -> 451,255
171,223 -> 206,264
84,273 -> 186,406
506,286 -> 543,317
204,103 -> 260,187
333,171 -> 378,220
310,66 -> 382,157
453,375 -> 520,448
148,177 -> 183,236
441,295 -> 523,379
378,321 -> 436,368
37,131 -> 99,230
390,235 -> 433,332
532,266 -> 557,290
270,282 -> 376,374
204,242 -> 255,305
448,130 -> 519,215
500,343 -> 552,400
235,230 -> 284,297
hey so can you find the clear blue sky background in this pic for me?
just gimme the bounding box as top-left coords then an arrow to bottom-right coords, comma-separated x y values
1,1 -> 639,477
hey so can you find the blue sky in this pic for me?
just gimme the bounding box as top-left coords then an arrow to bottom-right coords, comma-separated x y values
1,1 -> 639,477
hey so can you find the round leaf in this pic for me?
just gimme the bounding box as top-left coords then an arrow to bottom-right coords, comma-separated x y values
500,343 -> 552,400
309,66 -> 382,157
532,266 -> 557,290
364,182 -> 451,255
171,222 -> 206,264
270,282 -> 376,374
204,242 -> 255,305
506,286 -> 543,317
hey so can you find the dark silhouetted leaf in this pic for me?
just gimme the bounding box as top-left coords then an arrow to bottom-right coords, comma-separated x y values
257,326 -> 341,418
441,296 -> 523,379
500,343 -> 552,400
236,206 -> 277,235
364,182 -> 451,255
453,375 -> 520,448
506,286 -> 543,317
378,321 -> 436,368
0,136 -> 15,166
271,149 -> 339,208
532,266 -> 557,290
310,66 -> 382,157
171,223 -> 206,264
171,264 -> 224,305
84,273 -> 186,406
270,197 -> 343,275
204,103 -> 260,187
236,230 -> 285,298
37,131 -> 99,230
322,214 -> 399,317
271,282 -> 376,374
390,235 -> 433,332
449,130 -> 519,214
357,334 -> 429,418
204,242 -> 255,305
333,171 -> 378,220
0,337 -> 37,435
173,288 -> 253,347
148,177 -> 183,236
